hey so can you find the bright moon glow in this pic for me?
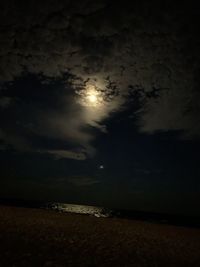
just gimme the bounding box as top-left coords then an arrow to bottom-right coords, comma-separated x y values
84,85 -> 102,107
77,83 -> 105,108
87,94 -> 97,103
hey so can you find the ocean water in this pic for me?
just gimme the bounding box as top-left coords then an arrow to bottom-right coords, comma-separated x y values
0,198 -> 199,227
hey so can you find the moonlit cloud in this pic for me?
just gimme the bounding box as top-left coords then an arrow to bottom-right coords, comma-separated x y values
0,0 -> 200,163
43,149 -> 87,160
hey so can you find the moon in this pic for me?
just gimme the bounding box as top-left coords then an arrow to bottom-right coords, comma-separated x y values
87,94 -> 98,104
76,81 -> 111,110
83,84 -> 103,107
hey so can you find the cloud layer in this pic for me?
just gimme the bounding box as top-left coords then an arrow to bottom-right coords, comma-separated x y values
0,0 -> 200,159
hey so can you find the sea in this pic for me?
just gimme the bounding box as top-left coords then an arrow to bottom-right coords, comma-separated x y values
0,198 -> 200,228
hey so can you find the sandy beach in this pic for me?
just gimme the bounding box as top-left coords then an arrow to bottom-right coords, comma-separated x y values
0,205 -> 200,267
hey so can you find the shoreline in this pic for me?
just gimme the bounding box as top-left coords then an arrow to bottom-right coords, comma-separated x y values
1,198 -> 200,228
0,205 -> 200,266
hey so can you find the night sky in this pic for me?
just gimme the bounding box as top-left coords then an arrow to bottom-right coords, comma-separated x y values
0,0 -> 200,215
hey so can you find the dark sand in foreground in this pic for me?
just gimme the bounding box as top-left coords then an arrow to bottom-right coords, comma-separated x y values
0,205 -> 200,267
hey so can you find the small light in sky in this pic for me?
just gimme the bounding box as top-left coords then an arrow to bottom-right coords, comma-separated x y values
99,165 -> 104,169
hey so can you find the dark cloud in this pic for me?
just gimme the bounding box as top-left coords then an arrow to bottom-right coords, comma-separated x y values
0,75 -> 97,158
0,96 -> 13,109
67,176 -> 100,187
